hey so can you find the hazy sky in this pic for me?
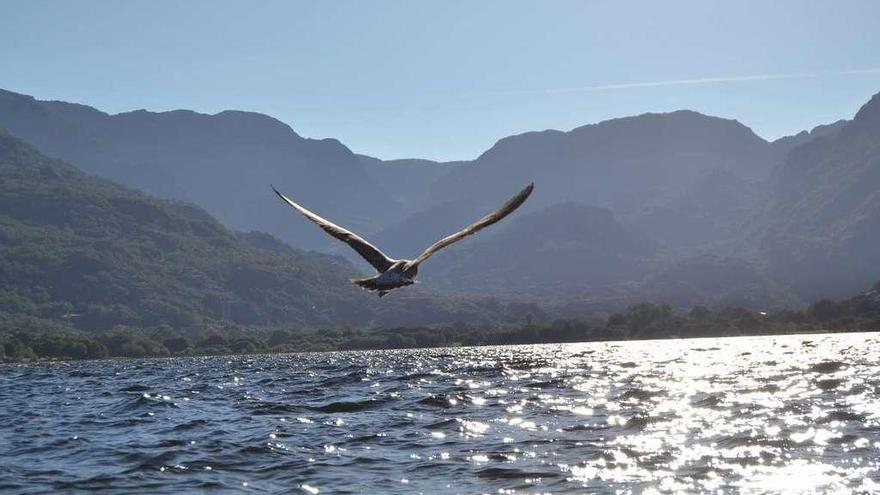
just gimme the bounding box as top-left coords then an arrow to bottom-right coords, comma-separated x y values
3,1 -> 880,161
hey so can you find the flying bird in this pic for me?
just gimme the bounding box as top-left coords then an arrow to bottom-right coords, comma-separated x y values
272,183 -> 534,297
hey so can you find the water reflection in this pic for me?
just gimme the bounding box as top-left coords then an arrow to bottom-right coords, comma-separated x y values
0,332 -> 878,493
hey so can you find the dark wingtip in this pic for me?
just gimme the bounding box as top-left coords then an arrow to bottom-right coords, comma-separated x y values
270,185 -> 287,202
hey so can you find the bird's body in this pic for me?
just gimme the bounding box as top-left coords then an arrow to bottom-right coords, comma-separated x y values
351,261 -> 415,297
272,182 -> 533,297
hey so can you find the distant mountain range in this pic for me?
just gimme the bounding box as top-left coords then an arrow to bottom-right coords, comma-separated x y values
1,87 -> 878,313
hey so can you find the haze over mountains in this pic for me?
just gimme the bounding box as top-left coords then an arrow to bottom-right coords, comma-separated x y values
1,87 -> 878,313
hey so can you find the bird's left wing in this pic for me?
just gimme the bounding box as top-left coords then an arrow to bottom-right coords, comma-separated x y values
272,186 -> 394,273
406,182 -> 534,269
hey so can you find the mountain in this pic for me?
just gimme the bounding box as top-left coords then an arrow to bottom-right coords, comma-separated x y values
408,201 -> 800,312
0,131 -> 538,333
3,88 -> 840,260
430,110 -> 776,209
0,89 -> 403,253
1,89 -> 795,257
366,108 -> 866,306
626,168 -> 764,251
369,197 -> 485,262
6,86 -> 877,310
420,202 -> 657,295
769,119 -> 849,160
0,130 -> 373,331
639,256 -> 803,309
373,107 -> 876,305
756,92 -> 880,300
357,155 -> 466,209
377,110 -> 781,258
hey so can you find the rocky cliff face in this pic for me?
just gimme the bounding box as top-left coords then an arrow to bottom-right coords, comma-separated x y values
756,92 -> 880,299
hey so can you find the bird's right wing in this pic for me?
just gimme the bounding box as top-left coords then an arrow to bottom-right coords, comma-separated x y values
272,187 -> 394,273
406,182 -> 534,269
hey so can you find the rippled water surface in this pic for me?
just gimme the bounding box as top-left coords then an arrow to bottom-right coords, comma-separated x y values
2,333 -> 880,494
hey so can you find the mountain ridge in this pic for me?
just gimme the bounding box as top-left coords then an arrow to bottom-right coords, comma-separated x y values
0,89 -> 402,254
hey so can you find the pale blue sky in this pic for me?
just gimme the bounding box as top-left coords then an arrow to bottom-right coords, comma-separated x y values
2,0 -> 880,161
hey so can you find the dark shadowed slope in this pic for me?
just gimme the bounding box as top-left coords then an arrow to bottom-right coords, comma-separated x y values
0,130 -> 376,331
626,168 -> 765,251
756,92 -> 880,300
639,256 -> 803,309
419,202 -> 657,295
370,199 -> 485,262
0,89 -> 403,251
374,199 -> 802,315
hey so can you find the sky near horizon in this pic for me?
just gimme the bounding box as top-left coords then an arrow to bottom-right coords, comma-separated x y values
2,1 -> 880,161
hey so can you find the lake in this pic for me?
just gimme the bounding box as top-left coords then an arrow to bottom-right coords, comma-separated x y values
1,332 -> 878,493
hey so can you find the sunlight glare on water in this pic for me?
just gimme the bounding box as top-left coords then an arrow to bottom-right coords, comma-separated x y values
0,332 -> 878,493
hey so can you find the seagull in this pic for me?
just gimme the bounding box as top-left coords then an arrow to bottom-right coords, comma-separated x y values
272,182 -> 534,297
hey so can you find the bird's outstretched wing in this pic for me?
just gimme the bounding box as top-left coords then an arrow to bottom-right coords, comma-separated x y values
406,183 -> 534,269
272,187 -> 394,273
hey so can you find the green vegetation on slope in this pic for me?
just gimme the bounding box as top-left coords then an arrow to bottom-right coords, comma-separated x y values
0,130 -> 373,331
3,281 -> 877,360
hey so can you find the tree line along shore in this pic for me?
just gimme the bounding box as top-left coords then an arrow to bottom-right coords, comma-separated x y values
2,282 -> 877,361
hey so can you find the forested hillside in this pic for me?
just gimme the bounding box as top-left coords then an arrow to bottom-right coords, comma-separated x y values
0,130 -> 377,332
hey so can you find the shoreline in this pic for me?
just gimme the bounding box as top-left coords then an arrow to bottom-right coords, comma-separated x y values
2,326 -> 874,365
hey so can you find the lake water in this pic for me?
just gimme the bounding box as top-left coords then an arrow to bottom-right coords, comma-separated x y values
1,332 -> 878,494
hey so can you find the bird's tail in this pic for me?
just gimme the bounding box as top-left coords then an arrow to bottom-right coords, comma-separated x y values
351,277 -> 381,292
